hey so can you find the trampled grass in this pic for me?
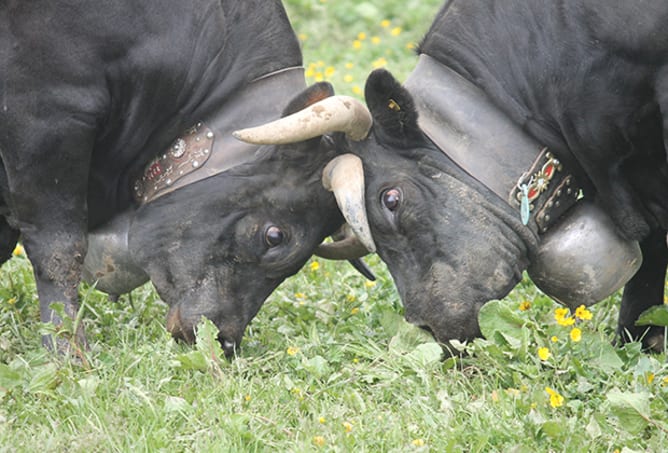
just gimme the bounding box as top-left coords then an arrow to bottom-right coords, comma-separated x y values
1,1 -> 667,451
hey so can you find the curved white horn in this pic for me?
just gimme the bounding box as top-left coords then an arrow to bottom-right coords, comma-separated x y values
322,154 -> 376,253
233,95 -> 372,145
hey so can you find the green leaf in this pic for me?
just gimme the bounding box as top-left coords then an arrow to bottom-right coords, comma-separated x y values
606,389 -> 650,435
27,363 -> 59,394
173,350 -> 209,372
353,3 -> 381,20
303,355 -> 331,379
590,342 -> 624,373
478,300 -> 526,344
195,317 -> 225,360
540,420 -> 566,438
635,305 -> 668,327
0,364 -> 22,390
405,342 -> 443,367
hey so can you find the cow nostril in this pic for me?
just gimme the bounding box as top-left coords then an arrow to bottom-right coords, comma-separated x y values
218,334 -> 237,357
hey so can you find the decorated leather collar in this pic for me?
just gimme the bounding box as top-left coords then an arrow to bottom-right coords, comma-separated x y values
132,66 -> 306,205
404,54 -> 580,233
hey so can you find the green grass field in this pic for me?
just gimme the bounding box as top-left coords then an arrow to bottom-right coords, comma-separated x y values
1,1 -> 667,451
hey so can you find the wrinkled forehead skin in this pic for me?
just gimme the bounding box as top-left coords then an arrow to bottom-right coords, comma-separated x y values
128,142 -> 343,355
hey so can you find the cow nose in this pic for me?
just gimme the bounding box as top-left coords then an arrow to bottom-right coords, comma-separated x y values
218,333 -> 238,358
165,305 -> 195,343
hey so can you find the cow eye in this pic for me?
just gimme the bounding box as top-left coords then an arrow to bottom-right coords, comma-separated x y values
264,225 -> 284,247
382,188 -> 402,211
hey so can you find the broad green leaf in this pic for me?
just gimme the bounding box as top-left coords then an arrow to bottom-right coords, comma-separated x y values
606,389 -> 650,435
541,420 -> 566,438
195,317 -> 225,360
590,342 -> 624,372
174,350 -> 208,372
635,305 -> 668,327
406,342 -> 443,367
354,3 -> 381,20
27,363 -> 59,394
0,364 -> 22,390
303,355 -> 331,379
478,299 -> 526,343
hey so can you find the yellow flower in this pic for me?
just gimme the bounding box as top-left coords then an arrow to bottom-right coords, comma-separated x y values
314,72 -> 324,82
574,304 -> 593,320
12,244 -> 24,256
647,373 -> 655,384
551,335 -> 558,343
662,377 -> 668,386
372,57 -> 388,69
352,40 -> 362,50
298,33 -> 308,41
286,346 -> 300,356
346,294 -> 356,302
371,36 -> 381,45
391,27 -> 402,36
351,307 -> 359,315
569,327 -> 582,342
412,439 -> 425,447
406,42 -> 416,50
343,74 -> 354,83
313,436 -> 326,447
545,387 -> 564,408
519,300 -> 531,311
310,261 -> 320,271
345,62 -> 354,69
555,307 -> 575,326
554,307 -> 569,320
7,297 -> 16,305
295,292 -> 306,299
364,280 -> 376,288
343,421 -> 353,433
352,85 -> 363,96
538,347 -> 551,361
319,417 -> 326,424
357,32 -> 367,41
325,66 -> 336,77
380,19 -> 391,28
244,394 -> 251,402
352,357 -> 359,363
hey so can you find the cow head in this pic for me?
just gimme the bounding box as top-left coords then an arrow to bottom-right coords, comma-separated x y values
314,70 -> 533,349
86,82 -> 374,357
319,68 -> 641,351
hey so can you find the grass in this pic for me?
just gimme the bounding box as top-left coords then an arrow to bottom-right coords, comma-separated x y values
1,0 -> 667,451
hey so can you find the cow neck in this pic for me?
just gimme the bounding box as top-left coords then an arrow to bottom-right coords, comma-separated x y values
132,66 -> 306,205
404,54 -> 580,234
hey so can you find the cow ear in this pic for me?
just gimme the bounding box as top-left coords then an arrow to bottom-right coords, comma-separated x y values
364,69 -> 423,146
282,81 -> 335,117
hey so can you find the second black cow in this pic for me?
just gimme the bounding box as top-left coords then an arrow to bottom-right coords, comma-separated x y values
323,0 -> 668,351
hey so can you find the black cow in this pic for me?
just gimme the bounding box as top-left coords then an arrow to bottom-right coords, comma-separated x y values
326,0 -> 668,352
0,0 -> 371,356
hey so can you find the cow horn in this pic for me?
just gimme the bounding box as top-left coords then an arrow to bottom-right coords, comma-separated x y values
321,154 -> 376,254
232,95 -> 372,144
315,224 -> 371,260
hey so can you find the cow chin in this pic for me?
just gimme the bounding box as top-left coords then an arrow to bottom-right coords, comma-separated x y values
165,304 -> 245,357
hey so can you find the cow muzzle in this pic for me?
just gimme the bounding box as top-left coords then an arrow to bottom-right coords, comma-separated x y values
165,305 -> 241,357
527,201 -> 642,310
